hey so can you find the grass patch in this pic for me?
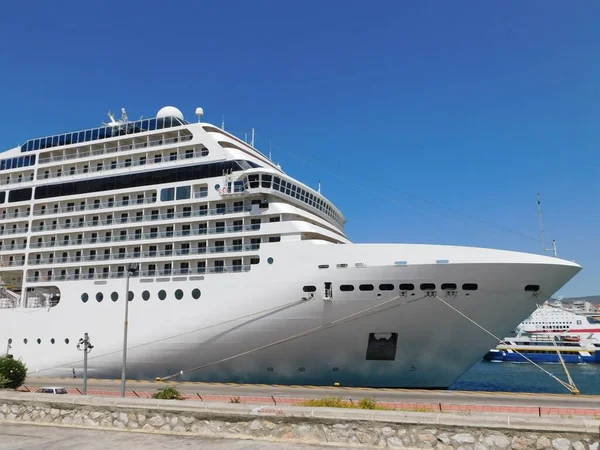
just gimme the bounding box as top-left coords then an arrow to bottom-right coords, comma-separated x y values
300,396 -> 394,410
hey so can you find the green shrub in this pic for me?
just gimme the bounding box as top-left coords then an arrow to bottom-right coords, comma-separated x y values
0,356 -> 27,389
151,386 -> 184,400
301,396 -> 393,410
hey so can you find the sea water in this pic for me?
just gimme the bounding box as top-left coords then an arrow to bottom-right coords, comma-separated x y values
450,360 -> 600,394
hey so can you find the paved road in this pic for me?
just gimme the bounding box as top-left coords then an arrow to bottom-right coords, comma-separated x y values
0,424 -> 331,450
23,377 -> 600,409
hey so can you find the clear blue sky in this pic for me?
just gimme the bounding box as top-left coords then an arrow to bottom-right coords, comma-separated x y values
0,2 -> 598,297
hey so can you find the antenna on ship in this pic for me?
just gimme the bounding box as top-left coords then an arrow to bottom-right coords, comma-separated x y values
537,193 -> 558,257
251,128 -> 255,147
318,180 -> 321,194
221,115 -> 225,130
269,139 -> 272,161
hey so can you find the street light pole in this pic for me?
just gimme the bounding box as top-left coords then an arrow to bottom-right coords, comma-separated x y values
120,263 -> 138,397
77,333 -> 93,395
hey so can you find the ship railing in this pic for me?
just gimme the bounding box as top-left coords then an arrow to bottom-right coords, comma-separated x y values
0,298 -> 18,309
2,211 -> 30,219
0,260 -> 25,267
39,145 -> 205,179
28,244 -> 261,265
0,226 -> 29,236
29,206 -> 253,232
0,174 -> 35,186
36,135 -> 193,165
29,224 -> 263,249
26,265 -> 252,283
32,197 -> 158,216
0,244 -> 28,251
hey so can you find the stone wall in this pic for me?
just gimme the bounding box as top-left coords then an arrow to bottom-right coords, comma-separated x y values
0,393 -> 598,450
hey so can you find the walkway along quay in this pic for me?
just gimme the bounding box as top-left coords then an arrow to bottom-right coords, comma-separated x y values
18,377 -> 600,418
0,391 -> 598,449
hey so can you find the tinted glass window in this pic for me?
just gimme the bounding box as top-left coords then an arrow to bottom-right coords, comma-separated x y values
379,284 -> 394,291
340,285 -> 354,292
359,284 -> 374,291
9,188 -> 32,203
34,161 -> 256,200
399,283 -> 415,291
462,283 -> 478,291
176,186 -> 190,200
302,286 -> 316,292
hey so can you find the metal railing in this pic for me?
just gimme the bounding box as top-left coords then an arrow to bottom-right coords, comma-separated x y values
26,265 -> 251,283
30,205 -> 253,232
0,226 -> 29,236
32,197 -> 158,216
29,244 -> 260,265
28,224 -> 262,249
37,135 -> 194,165
0,174 -> 35,186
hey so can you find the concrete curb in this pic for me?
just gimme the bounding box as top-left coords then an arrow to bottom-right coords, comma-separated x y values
1,391 -> 599,435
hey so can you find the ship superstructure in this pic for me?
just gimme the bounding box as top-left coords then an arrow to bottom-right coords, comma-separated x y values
0,106 -> 582,387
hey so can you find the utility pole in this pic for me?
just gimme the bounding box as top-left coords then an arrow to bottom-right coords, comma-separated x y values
121,263 -> 138,397
77,333 -> 93,395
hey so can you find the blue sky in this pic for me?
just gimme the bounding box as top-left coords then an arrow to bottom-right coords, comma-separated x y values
0,2 -> 598,297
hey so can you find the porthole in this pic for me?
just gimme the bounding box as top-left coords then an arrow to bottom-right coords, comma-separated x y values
318,264 -> 329,269
81,293 -> 89,303
399,283 -> 414,291
214,184 -> 221,191
302,286 -> 316,293
420,283 -> 436,291
142,290 -> 150,301
267,257 -> 274,265
23,338 -> 28,344
462,283 -> 478,291
65,338 -> 70,344
111,292 -> 119,302
332,367 -> 339,372
158,290 -> 167,301
298,367 -> 305,372
175,289 -> 184,300
37,338 -> 41,344
50,338 -> 55,344
96,292 -> 103,302
340,285 -> 354,292
441,283 -> 457,291
267,367 -> 274,372
128,291 -> 134,301
525,285 -> 540,292
8,338 -> 12,344
359,284 -> 374,291
192,288 -> 201,299
379,284 -> 394,291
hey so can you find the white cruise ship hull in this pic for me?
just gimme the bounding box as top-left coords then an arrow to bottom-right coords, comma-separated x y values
0,241 -> 580,388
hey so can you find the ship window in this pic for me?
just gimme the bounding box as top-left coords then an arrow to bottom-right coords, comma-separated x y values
462,283 -> 478,291
441,283 -> 457,291
525,285 -> 540,292
336,263 -> 348,268
366,333 -> 398,361
250,257 -> 260,265
142,290 -> 150,301
158,290 -> 167,301
176,186 -> 190,200
261,175 -> 272,188
81,293 -> 89,303
111,292 -> 118,302
318,265 -> 329,269
303,286 -> 316,293
340,285 -> 355,292
161,187 -> 175,201
96,292 -> 103,302
379,284 -> 394,291
192,288 -> 201,299
359,284 -> 374,291
175,289 -> 184,300
420,283 -> 436,291
8,188 -> 32,203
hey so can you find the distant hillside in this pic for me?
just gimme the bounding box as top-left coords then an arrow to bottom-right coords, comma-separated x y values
562,295 -> 600,304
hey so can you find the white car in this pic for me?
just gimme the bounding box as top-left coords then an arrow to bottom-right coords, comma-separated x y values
35,387 -> 68,394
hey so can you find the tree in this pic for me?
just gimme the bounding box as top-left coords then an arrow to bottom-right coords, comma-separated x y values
0,356 -> 27,389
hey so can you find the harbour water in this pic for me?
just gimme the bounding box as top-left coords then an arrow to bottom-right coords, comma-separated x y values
451,360 -> 600,395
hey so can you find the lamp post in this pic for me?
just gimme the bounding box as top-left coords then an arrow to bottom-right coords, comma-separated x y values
120,263 -> 138,397
77,333 -> 93,395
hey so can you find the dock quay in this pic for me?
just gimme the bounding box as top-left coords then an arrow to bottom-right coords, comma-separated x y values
2,381 -> 599,449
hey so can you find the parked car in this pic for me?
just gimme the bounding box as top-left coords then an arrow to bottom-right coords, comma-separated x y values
35,387 -> 68,394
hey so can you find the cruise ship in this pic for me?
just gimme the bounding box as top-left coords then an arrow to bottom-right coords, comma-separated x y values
0,106 -> 582,388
